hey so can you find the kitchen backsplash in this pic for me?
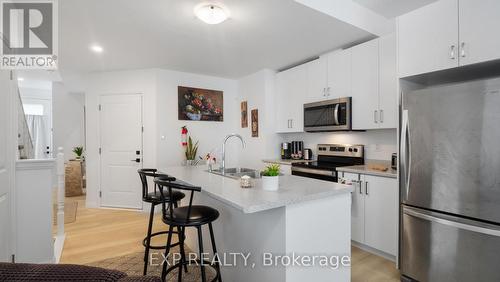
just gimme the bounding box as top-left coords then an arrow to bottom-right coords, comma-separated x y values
279,129 -> 397,160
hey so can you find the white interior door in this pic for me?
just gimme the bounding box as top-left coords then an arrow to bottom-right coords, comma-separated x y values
99,94 -> 143,209
0,71 -> 14,262
22,97 -> 52,158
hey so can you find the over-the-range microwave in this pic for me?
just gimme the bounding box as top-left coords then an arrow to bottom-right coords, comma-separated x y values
303,97 -> 352,132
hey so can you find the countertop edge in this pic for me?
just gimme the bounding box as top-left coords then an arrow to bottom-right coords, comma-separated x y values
336,166 -> 397,179
201,184 -> 354,214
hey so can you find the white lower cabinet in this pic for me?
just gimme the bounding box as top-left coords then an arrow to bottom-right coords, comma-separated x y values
340,172 -> 398,256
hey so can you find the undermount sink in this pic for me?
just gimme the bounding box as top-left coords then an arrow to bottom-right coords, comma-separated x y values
209,167 -> 261,179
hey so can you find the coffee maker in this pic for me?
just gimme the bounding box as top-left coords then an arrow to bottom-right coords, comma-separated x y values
281,142 -> 291,159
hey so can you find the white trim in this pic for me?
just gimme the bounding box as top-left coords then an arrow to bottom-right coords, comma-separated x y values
351,240 -> 396,262
16,159 -> 56,170
53,234 -> 65,263
9,71 -> 18,261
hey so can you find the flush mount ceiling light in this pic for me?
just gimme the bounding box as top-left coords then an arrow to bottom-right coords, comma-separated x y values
90,44 -> 103,53
194,3 -> 229,25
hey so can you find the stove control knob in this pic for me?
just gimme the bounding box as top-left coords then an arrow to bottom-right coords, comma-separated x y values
348,148 -> 353,152
353,148 -> 358,152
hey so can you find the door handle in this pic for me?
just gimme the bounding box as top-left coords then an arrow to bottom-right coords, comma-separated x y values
333,104 -> 340,125
131,158 -> 141,163
290,119 -> 293,128
374,110 -> 378,123
327,87 -> 331,97
365,181 -> 369,195
450,45 -> 456,59
380,109 -> 384,123
460,42 -> 466,57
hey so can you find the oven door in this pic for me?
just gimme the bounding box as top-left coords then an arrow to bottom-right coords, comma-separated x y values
304,97 -> 351,132
291,167 -> 337,182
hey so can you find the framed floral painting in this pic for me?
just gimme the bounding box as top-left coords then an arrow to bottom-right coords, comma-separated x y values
178,86 -> 223,121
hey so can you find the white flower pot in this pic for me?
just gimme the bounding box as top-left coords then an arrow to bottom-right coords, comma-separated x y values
262,175 -> 279,191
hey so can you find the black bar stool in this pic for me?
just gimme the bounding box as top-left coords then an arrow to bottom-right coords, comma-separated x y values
138,169 -> 186,276
155,177 -> 222,282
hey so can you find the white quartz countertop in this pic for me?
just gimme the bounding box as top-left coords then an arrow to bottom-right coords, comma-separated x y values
336,160 -> 397,178
160,165 -> 353,214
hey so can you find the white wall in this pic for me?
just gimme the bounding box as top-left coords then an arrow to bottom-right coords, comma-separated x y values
236,69 -> 281,169
52,82 -> 85,161
280,129 -> 397,160
155,69 -> 240,169
84,68 -> 241,208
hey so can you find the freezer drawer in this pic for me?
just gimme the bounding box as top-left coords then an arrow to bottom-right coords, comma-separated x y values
401,206 -> 500,282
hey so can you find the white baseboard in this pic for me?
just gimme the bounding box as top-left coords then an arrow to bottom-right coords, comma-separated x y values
351,240 -> 396,262
53,234 -> 66,263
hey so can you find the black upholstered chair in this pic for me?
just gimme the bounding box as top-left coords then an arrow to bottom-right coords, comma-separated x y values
138,169 -> 185,276
154,177 -> 222,282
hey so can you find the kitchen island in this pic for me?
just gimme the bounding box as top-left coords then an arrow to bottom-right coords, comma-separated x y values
160,165 -> 353,282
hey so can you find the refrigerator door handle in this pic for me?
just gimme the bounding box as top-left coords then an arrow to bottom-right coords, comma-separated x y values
401,109 -> 411,201
404,207 -> 500,237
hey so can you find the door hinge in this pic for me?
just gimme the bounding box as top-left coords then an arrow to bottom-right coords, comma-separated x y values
99,191 -> 102,198
98,104 -> 102,111
11,254 -> 15,263
99,147 -> 101,154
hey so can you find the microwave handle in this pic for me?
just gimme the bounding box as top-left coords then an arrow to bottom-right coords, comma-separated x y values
333,104 -> 340,125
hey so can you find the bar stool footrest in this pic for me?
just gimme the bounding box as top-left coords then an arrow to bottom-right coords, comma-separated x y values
142,230 -> 182,250
164,259 -> 220,282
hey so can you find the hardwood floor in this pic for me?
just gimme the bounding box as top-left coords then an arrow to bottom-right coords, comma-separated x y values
61,196 -> 400,281
60,196 -> 175,264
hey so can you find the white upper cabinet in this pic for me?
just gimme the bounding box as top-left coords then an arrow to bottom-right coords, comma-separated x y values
305,57 -> 328,102
397,0 -> 459,77
398,0 -> 500,78
351,39 -> 379,130
378,33 -> 398,129
459,0 -> 500,66
275,65 -> 306,133
327,49 -> 351,99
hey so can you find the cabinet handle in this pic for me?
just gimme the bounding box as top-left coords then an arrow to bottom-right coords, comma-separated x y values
450,45 -> 456,59
327,87 -> 331,97
460,42 -> 466,57
322,88 -> 326,97
290,119 -> 293,128
358,181 -> 362,194
365,181 -> 369,195
288,119 -> 291,128
374,110 -> 378,123
380,109 -> 384,123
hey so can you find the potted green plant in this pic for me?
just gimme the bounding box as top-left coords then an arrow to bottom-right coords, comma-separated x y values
185,136 -> 199,166
73,146 -> 84,160
261,163 -> 280,191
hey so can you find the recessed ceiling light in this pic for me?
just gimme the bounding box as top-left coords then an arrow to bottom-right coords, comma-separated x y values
194,3 -> 229,25
90,44 -> 104,53
17,77 -> 24,81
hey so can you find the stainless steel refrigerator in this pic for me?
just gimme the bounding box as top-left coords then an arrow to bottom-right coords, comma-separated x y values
400,77 -> 500,282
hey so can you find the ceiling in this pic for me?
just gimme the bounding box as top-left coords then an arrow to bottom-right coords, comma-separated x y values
58,0 -> 374,78
353,0 -> 438,19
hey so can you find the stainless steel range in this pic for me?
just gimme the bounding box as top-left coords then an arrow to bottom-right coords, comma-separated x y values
291,144 -> 364,182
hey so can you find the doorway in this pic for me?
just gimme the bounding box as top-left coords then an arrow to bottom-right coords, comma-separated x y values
99,94 -> 143,209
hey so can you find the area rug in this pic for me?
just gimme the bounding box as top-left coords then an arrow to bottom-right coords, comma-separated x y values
52,201 -> 78,224
86,247 -> 216,281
